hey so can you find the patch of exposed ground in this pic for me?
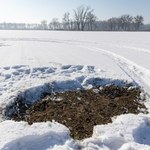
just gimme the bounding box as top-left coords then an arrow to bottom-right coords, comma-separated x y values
11,86 -> 147,140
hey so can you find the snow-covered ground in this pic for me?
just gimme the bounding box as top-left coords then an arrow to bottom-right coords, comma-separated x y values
0,30 -> 150,150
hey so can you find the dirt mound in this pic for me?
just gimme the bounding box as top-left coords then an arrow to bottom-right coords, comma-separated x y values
12,86 -> 147,140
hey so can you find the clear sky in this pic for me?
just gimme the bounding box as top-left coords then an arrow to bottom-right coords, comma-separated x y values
0,0 -> 149,23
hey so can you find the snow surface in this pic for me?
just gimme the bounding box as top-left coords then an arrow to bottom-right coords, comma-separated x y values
1,114 -> 150,150
81,114 -> 150,150
0,31 -> 150,149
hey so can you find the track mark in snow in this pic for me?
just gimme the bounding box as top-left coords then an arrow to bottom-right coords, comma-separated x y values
81,46 -> 150,93
114,44 -> 150,54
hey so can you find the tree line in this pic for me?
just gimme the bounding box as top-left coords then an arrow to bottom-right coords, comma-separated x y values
53,5 -> 144,31
0,6 -> 148,31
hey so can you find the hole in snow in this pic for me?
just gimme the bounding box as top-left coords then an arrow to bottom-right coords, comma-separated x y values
6,85 -> 147,140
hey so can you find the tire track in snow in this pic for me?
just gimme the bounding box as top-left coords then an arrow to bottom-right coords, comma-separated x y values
112,44 -> 150,55
79,45 -> 150,93
53,38 -> 150,55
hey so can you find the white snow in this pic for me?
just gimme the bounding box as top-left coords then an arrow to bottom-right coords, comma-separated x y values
0,30 -> 150,149
1,114 -> 150,150
80,114 -> 150,150
0,120 -> 77,150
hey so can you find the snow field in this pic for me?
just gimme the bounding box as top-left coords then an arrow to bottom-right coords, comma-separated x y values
0,31 -> 150,149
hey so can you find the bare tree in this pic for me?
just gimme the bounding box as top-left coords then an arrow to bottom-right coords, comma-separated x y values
49,18 -> 60,30
41,20 -> 48,30
134,15 -> 144,31
70,19 -> 75,30
73,5 -> 93,31
62,12 -> 70,30
86,11 -> 97,30
125,15 -> 133,31
120,15 -> 133,31
108,18 -> 114,31
108,17 -> 119,31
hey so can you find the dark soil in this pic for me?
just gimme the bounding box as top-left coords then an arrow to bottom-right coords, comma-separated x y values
11,86 -> 147,140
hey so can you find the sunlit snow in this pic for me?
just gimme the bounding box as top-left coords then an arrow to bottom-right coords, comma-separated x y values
0,31 -> 150,150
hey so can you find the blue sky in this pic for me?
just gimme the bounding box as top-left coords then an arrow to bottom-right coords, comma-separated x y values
0,0 -> 149,23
